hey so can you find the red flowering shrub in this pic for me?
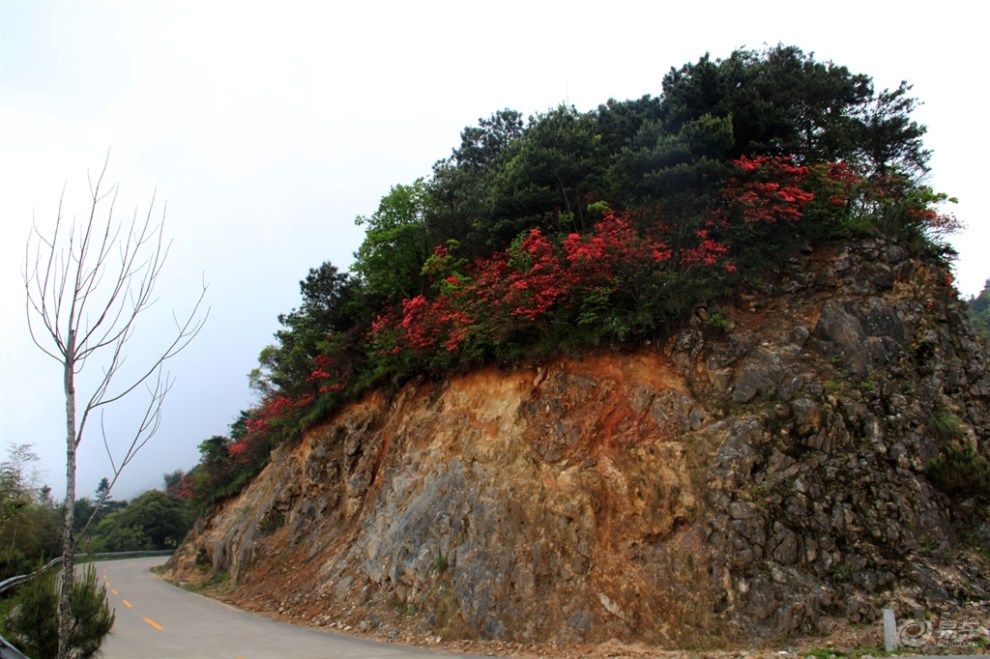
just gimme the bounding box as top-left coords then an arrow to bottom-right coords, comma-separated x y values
365,209 -> 681,366
187,150 -> 965,508
710,155 -> 814,232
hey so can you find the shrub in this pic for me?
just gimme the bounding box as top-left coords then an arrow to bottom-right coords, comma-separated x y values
5,562 -> 114,659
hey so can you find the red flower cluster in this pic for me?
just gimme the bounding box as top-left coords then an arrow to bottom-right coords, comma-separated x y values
368,211 -> 675,357
717,155 -> 814,225
680,229 -> 732,268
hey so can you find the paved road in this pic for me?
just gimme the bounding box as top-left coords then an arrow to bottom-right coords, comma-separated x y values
97,556 -> 475,658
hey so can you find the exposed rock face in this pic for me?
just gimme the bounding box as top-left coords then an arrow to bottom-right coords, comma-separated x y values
170,239 -> 989,646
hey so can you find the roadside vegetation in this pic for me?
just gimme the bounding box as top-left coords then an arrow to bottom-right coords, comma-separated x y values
0,444 -> 194,655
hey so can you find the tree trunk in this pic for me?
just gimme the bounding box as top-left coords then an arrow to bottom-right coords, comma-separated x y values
58,333 -> 77,659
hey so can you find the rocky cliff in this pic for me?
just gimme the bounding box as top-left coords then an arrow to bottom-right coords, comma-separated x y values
168,238 -> 989,648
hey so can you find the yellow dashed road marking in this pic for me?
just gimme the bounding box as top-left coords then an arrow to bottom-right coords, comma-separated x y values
111,588 -> 118,595
143,617 -> 164,631
122,600 -> 133,608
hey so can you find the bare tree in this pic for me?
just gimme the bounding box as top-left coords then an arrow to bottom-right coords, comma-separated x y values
23,156 -> 207,659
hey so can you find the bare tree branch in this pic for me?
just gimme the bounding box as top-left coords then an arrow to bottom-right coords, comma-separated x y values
22,154 -> 208,658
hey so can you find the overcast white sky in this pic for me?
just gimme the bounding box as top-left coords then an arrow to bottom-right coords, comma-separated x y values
1,0 -> 988,501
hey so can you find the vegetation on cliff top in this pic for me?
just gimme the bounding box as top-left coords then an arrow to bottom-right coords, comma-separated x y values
969,279 -> 990,339
179,45 -> 960,507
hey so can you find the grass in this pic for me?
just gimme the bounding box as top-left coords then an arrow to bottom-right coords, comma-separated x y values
930,409 -> 963,443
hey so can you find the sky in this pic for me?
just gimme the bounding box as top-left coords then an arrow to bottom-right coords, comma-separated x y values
1,0 -> 988,501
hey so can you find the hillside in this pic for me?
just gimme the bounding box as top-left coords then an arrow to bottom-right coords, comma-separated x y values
166,235 -> 989,651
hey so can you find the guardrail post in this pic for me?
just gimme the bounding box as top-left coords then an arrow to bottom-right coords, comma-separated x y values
882,608 -> 898,652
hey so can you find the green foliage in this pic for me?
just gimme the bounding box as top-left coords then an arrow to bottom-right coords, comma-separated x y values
488,105 -> 605,239
182,435 -> 262,508
427,109 -> 525,255
89,490 -> 193,551
658,44 -> 928,177
614,113 -> 733,206
162,469 -> 184,496
353,179 -> 433,300
5,563 -> 114,659
926,447 -> 990,501
253,263 -> 365,400
707,310 -> 730,331
968,279 -> 990,339
930,409 -> 964,443
0,445 -> 60,580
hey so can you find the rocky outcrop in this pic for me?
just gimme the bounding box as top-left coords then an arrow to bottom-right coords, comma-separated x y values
169,238 -> 989,647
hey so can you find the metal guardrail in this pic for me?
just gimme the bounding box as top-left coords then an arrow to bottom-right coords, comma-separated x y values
0,549 -> 174,596
0,634 -> 30,659
0,550 -> 174,659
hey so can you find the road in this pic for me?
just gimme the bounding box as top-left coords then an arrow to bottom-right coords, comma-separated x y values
97,556 -> 477,658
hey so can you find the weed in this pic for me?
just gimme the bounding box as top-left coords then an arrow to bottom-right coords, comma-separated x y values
926,446 -> 990,500
917,536 -> 938,556
824,379 -> 843,394
930,409 -> 963,443
829,561 -> 851,582
708,310 -> 731,331
205,569 -> 230,591
744,484 -> 774,510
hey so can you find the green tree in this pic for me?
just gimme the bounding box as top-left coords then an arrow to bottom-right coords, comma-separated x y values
857,81 -> 930,178
428,109 -> 525,255
352,179 -> 433,300
186,436 -> 237,507
72,479 -> 126,542
94,478 -> 110,510
71,499 -> 95,536
91,489 -> 193,551
592,95 -> 663,161
5,562 -> 114,659
253,262 -> 364,399
613,113 -> 733,207
488,105 -> 605,239
657,44 -> 927,176
450,108 -> 525,171
0,445 -> 60,580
